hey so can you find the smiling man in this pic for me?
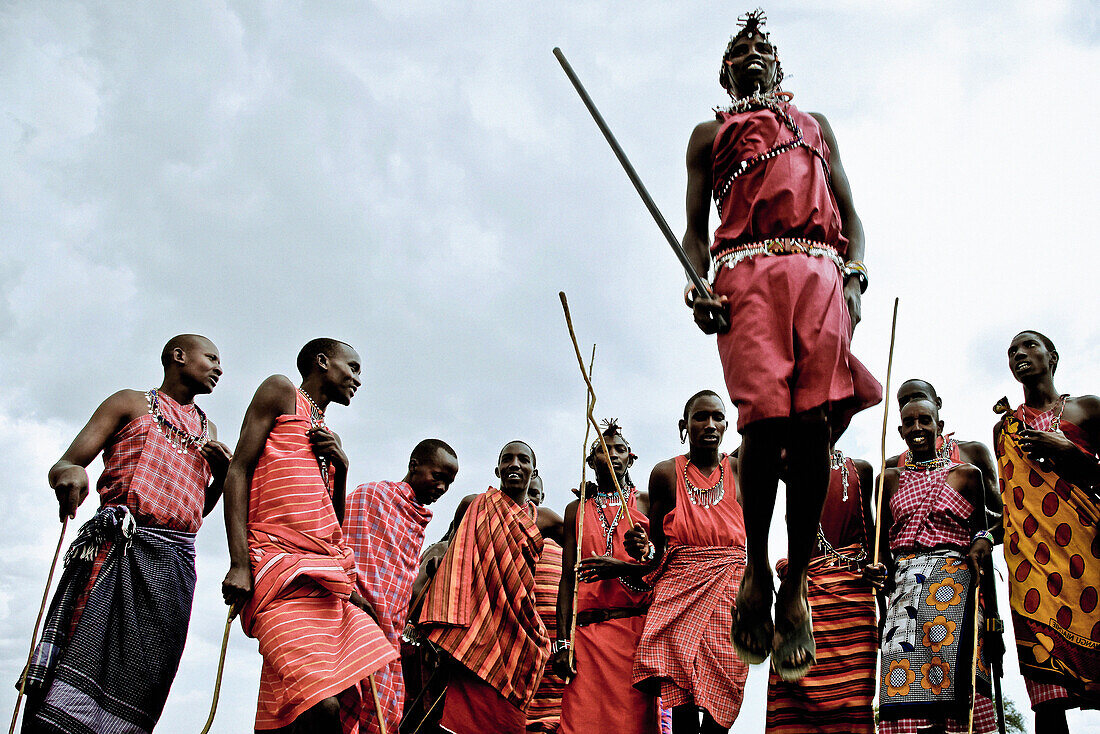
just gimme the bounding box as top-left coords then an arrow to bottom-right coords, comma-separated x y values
867,399 -> 996,734
342,439 -> 459,734
419,441 -> 551,734
221,338 -> 397,734
994,331 -> 1100,733
20,335 -> 232,734
681,10 -> 881,680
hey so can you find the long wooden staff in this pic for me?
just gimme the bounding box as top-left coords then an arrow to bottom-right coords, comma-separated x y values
198,603 -> 241,734
967,581 -> 982,734
9,517 -> 68,734
368,674 -> 388,734
871,297 -> 900,566
566,344 -> 597,676
559,293 -> 632,513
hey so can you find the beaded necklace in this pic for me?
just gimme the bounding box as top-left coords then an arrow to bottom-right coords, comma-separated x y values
146,388 -> 208,454
592,489 -> 625,556
903,434 -> 958,468
683,456 -> 725,508
829,449 -> 850,501
903,454 -> 951,471
298,388 -> 329,488
713,91 -> 831,217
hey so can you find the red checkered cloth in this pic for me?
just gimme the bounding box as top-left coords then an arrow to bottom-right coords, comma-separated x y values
97,390 -> 212,532
420,487 -> 550,709
633,544 -> 748,728
1024,678 -> 1071,707
71,390 -> 213,630
879,692 -> 996,734
890,462 -> 973,552
343,480 -> 433,734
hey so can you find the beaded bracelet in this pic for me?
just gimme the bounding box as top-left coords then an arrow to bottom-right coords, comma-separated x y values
843,260 -> 869,293
641,541 -> 657,563
971,530 -> 995,546
551,639 -> 571,654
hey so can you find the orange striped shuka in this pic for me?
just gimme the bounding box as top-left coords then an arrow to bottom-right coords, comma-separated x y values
526,538 -> 566,731
766,453 -> 877,734
420,487 -> 550,719
242,390 -> 397,732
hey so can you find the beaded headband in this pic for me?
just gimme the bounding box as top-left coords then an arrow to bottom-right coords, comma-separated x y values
720,8 -> 786,98
588,418 -> 638,462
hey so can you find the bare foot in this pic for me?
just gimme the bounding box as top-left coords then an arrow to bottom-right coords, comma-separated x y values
731,563 -> 774,664
772,573 -> 815,679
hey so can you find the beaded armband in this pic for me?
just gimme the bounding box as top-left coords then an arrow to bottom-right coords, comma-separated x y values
971,529 -> 995,547
551,639 -> 571,654
843,260 -> 869,293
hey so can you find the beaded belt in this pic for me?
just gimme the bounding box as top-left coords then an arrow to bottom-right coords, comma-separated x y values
712,238 -> 843,274
576,606 -> 648,627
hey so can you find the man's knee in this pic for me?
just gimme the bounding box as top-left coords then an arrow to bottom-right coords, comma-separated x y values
790,406 -> 830,441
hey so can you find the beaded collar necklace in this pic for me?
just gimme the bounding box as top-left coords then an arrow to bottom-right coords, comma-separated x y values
903,434 -> 957,468
298,388 -> 329,487
903,454 -> 951,471
146,388 -> 208,455
683,455 -> 725,508
1023,394 -> 1068,432
593,486 -> 627,556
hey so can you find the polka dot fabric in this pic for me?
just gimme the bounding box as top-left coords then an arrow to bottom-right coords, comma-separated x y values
996,404 -> 1100,708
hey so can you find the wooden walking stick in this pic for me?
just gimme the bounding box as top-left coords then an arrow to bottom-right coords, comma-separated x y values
566,344 -> 597,678
871,298 -> 900,567
9,517 -> 68,734
198,602 -> 241,734
368,673 -> 388,734
559,292 -> 633,513
967,580 -> 982,734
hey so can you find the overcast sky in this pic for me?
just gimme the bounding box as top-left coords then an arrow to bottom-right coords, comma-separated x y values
1,1 -> 1097,732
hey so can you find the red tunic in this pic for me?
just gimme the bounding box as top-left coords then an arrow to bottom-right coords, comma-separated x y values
711,104 -> 847,254
243,390 -> 397,732
889,462 -> 973,552
818,454 -> 869,552
635,455 -> 748,728
708,100 -> 881,435
560,489 -> 657,734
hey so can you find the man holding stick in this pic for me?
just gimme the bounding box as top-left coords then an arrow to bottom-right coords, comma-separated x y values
221,338 -> 397,733
683,10 -> 881,678
20,335 -> 231,733
552,420 -> 658,734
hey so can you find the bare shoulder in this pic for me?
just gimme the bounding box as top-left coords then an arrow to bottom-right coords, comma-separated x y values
957,440 -> 994,464
252,375 -> 297,415
948,462 -> 981,482
852,458 -> 874,474
651,458 -> 678,480
688,120 -> 720,154
885,452 -> 902,468
1065,394 -> 1100,421
635,490 -> 650,515
102,388 -> 149,420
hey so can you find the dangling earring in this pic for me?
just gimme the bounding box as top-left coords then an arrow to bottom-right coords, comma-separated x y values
680,429 -> 687,444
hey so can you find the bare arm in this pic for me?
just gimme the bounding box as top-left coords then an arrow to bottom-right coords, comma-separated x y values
555,501 -> 579,642
624,460 -> 676,569
961,441 -> 1003,543
853,459 -> 875,548
683,120 -> 719,280
811,111 -> 865,331
950,464 -> 991,572
50,390 -> 146,521
200,421 -> 233,517
221,375 -> 295,607
537,506 -> 565,545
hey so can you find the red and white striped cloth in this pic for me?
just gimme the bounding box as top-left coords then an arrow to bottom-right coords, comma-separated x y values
243,390 -> 397,732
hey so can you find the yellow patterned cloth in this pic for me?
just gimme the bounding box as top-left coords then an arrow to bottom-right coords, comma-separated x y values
996,407 -> 1100,705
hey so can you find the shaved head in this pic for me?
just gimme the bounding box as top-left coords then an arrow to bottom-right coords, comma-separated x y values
161,334 -> 215,367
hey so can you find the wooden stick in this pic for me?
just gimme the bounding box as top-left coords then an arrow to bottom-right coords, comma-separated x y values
9,517 -> 68,734
409,685 -> 447,734
567,344 -> 597,675
198,603 -> 241,734
967,581 -> 982,734
559,292 -> 632,513
369,673 -> 387,734
871,298 -> 900,566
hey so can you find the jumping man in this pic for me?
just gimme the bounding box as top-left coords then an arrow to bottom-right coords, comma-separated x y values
684,10 -> 881,679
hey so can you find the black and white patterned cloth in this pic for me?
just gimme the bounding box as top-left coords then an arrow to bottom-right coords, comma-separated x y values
21,506 -> 197,734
